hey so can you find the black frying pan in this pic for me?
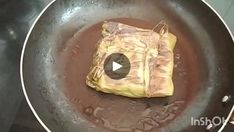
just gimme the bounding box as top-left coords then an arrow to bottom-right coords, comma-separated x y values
20,0 -> 234,131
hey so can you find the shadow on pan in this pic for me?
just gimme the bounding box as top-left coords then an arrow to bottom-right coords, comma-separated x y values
21,0 -> 234,132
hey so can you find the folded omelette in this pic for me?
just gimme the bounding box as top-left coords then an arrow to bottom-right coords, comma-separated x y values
86,21 -> 177,98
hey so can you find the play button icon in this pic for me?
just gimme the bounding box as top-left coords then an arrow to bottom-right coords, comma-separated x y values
104,53 -> 131,80
112,61 -> 122,72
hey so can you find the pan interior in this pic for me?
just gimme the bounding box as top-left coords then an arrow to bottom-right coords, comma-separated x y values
22,0 -> 234,132
58,18 -> 202,131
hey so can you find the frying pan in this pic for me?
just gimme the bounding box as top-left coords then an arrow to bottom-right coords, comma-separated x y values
20,0 -> 234,131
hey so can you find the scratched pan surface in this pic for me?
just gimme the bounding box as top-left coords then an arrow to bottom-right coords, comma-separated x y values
21,0 -> 234,132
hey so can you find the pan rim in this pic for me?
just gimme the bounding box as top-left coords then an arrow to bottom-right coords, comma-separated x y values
19,0 -> 234,132
20,0 -> 56,132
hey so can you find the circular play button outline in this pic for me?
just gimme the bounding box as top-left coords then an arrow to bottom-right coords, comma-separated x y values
104,53 -> 131,80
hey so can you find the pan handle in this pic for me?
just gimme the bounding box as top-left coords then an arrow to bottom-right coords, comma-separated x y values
217,96 -> 234,132
220,105 -> 234,132
222,120 -> 234,131
230,109 -> 234,124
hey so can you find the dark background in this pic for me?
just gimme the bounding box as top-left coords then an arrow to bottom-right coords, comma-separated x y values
0,0 -> 51,131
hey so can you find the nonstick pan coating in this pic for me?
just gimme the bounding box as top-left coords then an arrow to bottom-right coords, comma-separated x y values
21,0 -> 234,131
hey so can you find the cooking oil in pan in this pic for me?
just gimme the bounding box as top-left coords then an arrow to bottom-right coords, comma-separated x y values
57,18 -> 202,131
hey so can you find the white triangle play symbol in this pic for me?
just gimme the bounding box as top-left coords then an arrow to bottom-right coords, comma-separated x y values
112,61 -> 122,71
